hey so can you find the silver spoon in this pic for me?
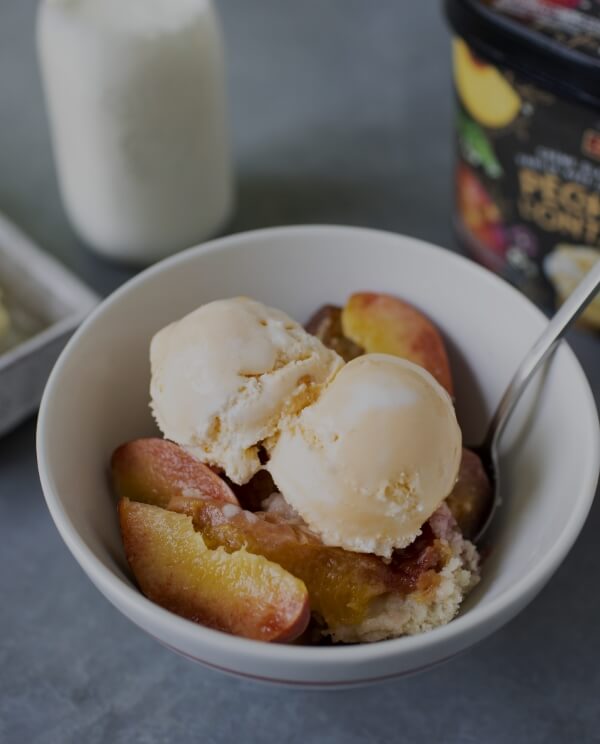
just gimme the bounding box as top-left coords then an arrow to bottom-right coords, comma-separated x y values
472,260 -> 600,543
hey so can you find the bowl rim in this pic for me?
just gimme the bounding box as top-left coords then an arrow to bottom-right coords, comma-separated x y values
36,224 -> 600,671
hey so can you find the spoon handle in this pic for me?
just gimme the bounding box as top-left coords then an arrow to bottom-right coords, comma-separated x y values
486,259 -> 600,449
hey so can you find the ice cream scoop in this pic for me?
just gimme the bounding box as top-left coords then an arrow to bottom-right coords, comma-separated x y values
150,297 -> 343,484
267,354 -> 462,557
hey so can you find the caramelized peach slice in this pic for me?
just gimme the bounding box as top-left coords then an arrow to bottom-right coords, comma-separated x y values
168,495 -> 450,629
305,305 -> 364,362
341,292 -> 454,394
111,438 -> 238,508
119,498 -> 310,642
445,449 -> 492,540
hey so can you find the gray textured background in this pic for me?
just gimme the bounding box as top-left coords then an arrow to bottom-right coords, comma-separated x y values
1,1 -> 599,742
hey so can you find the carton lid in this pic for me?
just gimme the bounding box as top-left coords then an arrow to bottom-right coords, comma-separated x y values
446,0 -> 600,108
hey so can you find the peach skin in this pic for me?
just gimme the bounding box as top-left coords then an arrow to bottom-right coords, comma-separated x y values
111,438 -> 238,508
341,292 -> 454,394
119,498 -> 310,642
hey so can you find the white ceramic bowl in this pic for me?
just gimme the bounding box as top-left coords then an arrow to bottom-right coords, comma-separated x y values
37,226 -> 599,688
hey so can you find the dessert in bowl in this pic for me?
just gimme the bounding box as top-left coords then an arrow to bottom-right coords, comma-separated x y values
113,294 -> 485,644
37,226 -> 600,686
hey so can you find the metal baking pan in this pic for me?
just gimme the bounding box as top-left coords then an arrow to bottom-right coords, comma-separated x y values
0,213 -> 99,435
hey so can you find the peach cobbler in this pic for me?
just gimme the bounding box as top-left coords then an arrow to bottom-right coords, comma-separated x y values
112,293 -> 491,643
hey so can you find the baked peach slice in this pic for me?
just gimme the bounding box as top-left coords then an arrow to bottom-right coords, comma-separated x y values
445,449 -> 492,540
119,498 -> 310,642
168,495 -> 451,630
305,305 -> 364,362
111,438 -> 238,508
341,292 -> 454,394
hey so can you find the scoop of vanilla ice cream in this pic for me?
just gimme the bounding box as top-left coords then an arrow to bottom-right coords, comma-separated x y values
150,297 -> 343,484
267,354 -> 462,557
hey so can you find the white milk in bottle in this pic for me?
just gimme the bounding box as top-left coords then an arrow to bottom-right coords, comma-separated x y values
37,0 -> 233,264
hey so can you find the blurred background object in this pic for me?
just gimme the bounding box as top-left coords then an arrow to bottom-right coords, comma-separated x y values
447,0 -> 600,329
0,213 -> 97,435
37,0 -> 232,264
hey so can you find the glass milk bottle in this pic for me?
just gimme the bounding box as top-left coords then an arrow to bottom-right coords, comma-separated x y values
37,0 -> 233,264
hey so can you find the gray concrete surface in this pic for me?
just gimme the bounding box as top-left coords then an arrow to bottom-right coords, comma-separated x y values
1,1 -> 599,742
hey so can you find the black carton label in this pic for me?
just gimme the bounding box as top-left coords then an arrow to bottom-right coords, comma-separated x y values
452,36 -> 600,328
